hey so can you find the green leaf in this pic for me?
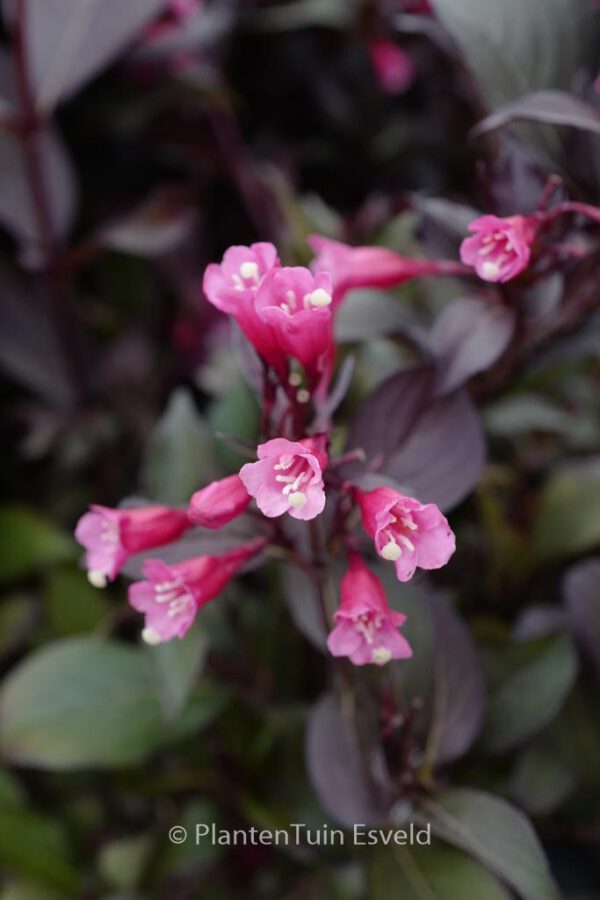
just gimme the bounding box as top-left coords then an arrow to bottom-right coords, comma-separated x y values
0,593 -> 35,657
421,788 -> 561,900
481,634 -> 578,753
45,565 -> 108,636
0,638 -> 165,769
510,742 -> 577,815
98,834 -> 152,891
431,0 -> 596,111
143,388 -> 217,504
248,0 -> 358,31
0,881 -> 65,900
0,507 -> 74,586
370,841 -> 512,900
0,769 -> 24,806
145,622 -> 207,719
0,804 -> 79,893
533,461 -> 600,560
209,382 -> 259,471
165,681 -> 229,744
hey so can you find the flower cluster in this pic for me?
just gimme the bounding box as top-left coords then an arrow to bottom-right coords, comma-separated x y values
75,237 -> 461,666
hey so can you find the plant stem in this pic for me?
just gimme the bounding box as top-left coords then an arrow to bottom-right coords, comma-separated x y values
12,0 -> 85,401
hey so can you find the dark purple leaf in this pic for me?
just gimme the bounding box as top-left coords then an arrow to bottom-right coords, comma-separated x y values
306,693 -> 390,827
99,189 -> 196,258
473,90 -> 600,139
487,136 -> 548,217
0,126 -> 76,255
431,297 -> 515,394
344,365 -> 435,472
0,263 -> 75,406
426,593 -> 485,765
374,569 -> 482,765
282,564 -> 328,652
563,557 -> 600,677
430,0 -> 596,115
334,290 -> 420,343
4,0 -> 168,109
481,634 -> 578,754
385,389 -> 485,511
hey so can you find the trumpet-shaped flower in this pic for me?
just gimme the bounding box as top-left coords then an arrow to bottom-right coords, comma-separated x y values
355,486 -> 455,581
203,242 -> 279,315
254,267 -> 334,386
75,505 -> 191,588
128,538 -> 267,644
327,554 -> 412,666
239,437 -> 327,521
460,214 -> 536,283
189,474 -> 251,529
308,235 -> 468,305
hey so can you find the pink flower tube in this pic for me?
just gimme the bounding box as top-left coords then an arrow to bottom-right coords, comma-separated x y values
460,214 -> 537,283
327,553 -> 412,666
239,437 -> 328,521
75,505 -> 191,588
189,474 -> 251,529
254,266 -> 334,388
355,486 -> 455,581
308,235 -> 468,305
203,242 -> 286,374
128,537 -> 267,644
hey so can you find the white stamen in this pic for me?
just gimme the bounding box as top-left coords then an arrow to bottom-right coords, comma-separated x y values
297,389 -> 310,404
398,534 -> 415,552
381,540 -> 403,562
308,288 -> 332,308
372,647 -> 392,666
400,516 -> 418,531
154,589 -> 182,604
288,372 -> 302,387
283,472 -> 307,495
288,491 -> 307,509
478,242 -> 496,256
274,456 -> 294,471
481,260 -> 501,279
240,261 -> 259,282
142,627 -> 162,645
276,474 -> 296,483
155,579 -> 180,593
167,599 -> 189,617
87,569 -> 107,589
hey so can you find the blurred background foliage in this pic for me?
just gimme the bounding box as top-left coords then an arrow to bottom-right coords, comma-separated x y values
0,1 -> 599,898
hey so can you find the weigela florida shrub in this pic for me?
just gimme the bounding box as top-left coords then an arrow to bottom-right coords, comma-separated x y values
76,197 -> 600,667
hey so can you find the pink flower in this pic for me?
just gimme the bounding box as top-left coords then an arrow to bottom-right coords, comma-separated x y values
203,243 -> 279,315
75,505 -> 191,588
203,242 -> 286,375
189,474 -> 251,529
327,554 -> 412,666
239,437 -> 328,520
254,267 -> 334,387
369,39 -> 415,95
128,537 -> 267,644
308,235 -> 468,305
460,215 -> 537,283
355,487 -> 455,581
